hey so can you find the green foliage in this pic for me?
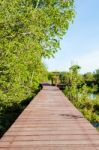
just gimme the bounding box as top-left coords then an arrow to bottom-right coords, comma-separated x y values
63,65 -> 99,124
94,69 -> 99,92
0,0 -> 74,106
48,72 -> 60,85
0,0 -> 75,136
0,0 -> 75,57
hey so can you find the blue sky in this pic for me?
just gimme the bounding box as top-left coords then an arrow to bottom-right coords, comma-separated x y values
44,0 -> 99,73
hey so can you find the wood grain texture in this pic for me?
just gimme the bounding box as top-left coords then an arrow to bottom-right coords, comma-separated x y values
0,86 -> 99,150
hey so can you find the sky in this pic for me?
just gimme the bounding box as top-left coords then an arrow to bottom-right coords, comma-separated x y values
44,0 -> 99,74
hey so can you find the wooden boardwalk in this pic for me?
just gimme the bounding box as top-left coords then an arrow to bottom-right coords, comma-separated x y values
0,86 -> 99,150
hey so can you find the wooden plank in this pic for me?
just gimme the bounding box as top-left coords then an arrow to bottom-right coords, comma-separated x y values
0,86 -> 99,150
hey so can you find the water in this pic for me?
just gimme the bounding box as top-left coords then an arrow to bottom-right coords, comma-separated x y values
92,122 -> 99,127
89,93 -> 96,100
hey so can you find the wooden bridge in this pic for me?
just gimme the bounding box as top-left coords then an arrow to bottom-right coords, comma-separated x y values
0,86 -> 99,150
